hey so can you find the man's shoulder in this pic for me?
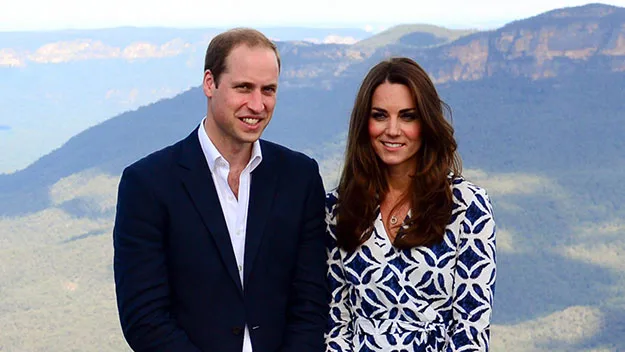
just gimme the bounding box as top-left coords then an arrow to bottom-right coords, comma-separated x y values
260,139 -> 316,169
124,138 -> 185,176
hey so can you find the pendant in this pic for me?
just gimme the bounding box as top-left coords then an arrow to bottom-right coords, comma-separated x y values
390,215 -> 398,225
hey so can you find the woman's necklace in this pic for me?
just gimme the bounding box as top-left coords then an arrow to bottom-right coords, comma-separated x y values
384,200 -> 410,228
384,202 -> 409,243
390,214 -> 399,225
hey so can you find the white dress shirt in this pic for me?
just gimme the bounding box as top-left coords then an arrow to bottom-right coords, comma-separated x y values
198,118 -> 262,352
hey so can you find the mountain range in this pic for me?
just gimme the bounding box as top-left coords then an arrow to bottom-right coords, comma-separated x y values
1,3 -> 624,351
0,26 -> 374,173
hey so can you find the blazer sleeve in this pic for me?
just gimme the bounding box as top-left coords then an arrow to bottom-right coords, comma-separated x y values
113,165 -> 201,352
444,186 -> 496,352
280,158 -> 329,352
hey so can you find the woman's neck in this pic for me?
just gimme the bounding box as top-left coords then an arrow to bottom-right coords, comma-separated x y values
385,166 -> 414,199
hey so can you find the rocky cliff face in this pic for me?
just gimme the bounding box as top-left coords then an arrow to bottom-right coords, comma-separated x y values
425,4 -> 625,82
277,42 -> 371,88
279,4 -> 625,87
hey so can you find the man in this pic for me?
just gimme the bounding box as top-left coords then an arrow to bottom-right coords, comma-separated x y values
113,28 -> 328,352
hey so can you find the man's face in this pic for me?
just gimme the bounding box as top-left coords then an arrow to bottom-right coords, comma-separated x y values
203,44 -> 279,152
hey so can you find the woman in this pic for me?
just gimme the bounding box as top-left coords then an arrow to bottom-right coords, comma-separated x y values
325,57 -> 496,351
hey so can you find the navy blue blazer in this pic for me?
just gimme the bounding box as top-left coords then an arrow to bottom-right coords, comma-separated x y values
113,128 -> 328,352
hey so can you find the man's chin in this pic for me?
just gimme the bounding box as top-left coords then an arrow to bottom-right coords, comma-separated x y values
236,133 -> 263,144
240,128 -> 265,140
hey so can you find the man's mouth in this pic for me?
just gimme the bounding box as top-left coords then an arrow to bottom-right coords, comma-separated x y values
241,117 -> 261,126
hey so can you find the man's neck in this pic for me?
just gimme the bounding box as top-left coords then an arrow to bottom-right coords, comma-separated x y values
204,119 -> 253,171
223,145 -> 252,173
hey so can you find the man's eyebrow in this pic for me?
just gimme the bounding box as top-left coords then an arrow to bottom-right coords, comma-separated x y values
230,81 -> 278,89
231,80 -> 253,86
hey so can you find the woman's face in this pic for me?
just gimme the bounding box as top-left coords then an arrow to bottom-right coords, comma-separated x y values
368,81 -> 422,175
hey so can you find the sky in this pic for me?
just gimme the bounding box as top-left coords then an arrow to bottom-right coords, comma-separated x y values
1,0 -> 625,32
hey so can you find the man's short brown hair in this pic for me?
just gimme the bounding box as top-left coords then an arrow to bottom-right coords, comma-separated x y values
204,27 -> 281,87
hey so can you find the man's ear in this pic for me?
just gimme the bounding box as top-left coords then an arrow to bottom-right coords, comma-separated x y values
203,70 -> 215,98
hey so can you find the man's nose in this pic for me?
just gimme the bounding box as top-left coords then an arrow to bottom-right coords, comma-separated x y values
247,90 -> 264,113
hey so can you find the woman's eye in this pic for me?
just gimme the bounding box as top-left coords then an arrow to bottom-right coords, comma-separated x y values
371,112 -> 386,120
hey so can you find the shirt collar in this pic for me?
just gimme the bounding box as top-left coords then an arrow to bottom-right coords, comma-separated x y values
198,117 -> 263,173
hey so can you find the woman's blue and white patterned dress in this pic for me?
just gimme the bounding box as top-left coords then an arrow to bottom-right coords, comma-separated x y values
325,178 -> 496,352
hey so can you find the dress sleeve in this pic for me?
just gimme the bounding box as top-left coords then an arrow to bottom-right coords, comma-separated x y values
324,192 -> 354,352
445,186 -> 496,352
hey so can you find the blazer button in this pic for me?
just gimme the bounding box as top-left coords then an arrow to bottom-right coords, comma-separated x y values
232,327 -> 243,335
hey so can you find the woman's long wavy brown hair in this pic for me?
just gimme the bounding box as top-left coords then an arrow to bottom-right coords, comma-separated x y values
336,57 -> 462,251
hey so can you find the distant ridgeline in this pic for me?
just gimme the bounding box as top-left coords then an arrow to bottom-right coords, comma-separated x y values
2,3 -> 623,215
1,3 -> 625,351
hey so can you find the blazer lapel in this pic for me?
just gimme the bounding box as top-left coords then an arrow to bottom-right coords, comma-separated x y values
177,128 -> 243,294
244,140 -> 278,287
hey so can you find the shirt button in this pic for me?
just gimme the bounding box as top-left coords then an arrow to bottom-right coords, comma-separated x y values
238,265 -> 243,272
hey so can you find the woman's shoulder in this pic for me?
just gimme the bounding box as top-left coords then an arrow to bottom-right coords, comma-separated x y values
325,188 -> 339,224
325,188 -> 339,209
326,188 -> 339,202
324,189 -> 343,245
449,175 -> 492,208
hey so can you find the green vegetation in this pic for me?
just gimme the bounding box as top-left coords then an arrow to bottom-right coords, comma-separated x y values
1,157 -> 624,350
2,3 -> 625,350
353,24 -> 476,50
